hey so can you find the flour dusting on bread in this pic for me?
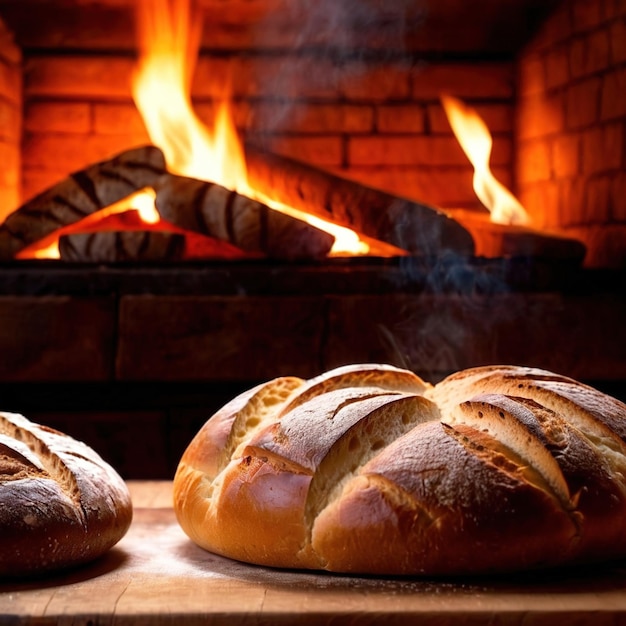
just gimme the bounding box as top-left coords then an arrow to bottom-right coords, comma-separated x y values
174,363 -> 626,576
0,412 -> 132,578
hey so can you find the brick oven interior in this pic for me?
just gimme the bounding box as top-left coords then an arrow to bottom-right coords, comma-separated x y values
0,0 -> 624,479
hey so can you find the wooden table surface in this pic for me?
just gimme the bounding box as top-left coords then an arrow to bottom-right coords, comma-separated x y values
3,481 -> 626,625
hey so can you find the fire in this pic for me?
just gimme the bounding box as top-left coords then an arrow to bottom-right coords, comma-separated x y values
132,0 -> 369,256
16,189 -> 160,259
132,188 -> 160,224
19,0 -> 371,260
441,94 -> 529,226
132,0 -> 246,190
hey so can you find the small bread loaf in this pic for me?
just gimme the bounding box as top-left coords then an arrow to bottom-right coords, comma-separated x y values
174,363 -> 626,576
0,412 -> 132,578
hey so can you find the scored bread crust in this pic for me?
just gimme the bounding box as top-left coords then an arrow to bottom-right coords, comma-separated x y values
173,363 -> 626,576
0,412 -> 133,578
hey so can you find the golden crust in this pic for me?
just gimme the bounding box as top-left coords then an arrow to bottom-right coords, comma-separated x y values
312,421 -> 578,575
174,363 -> 626,576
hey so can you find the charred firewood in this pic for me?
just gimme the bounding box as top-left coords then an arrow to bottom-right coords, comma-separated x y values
154,174 -> 335,261
0,146 -> 167,260
450,209 -> 587,263
245,145 -> 476,258
58,230 -> 185,263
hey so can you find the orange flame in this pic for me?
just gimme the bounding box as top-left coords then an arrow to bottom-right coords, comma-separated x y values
441,94 -> 529,226
132,0 -> 369,255
132,0 -> 246,189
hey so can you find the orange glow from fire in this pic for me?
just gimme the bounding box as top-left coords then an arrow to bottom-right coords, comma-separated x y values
132,0 -> 369,255
441,94 -> 529,226
16,189 -> 159,259
132,188 -> 160,224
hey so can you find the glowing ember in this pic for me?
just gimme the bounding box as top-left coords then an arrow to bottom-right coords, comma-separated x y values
132,0 -> 370,255
132,188 -> 160,224
441,94 -> 529,226
16,189 -> 159,260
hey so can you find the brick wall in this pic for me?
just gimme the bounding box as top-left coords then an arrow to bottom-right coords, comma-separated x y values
516,0 -> 626,268
235,58 -> 515,213
0,15 -> 20,221
10,0 -> 518,228
21,56 -> 150,200
18,52 -> 515,215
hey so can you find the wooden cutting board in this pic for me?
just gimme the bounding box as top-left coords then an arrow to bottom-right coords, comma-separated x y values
2,481 -> 626,625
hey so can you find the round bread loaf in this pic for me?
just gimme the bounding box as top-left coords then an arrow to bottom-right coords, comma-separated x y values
173,363 -> 626,576
0,412 -> 132,578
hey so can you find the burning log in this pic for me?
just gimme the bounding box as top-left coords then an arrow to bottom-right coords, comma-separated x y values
451,210 -> 587,263
58,231 -> 185,263
0,146 -> 167,260
55,208 -> 248,262
154,174 -> 335,261
244,147 -> 588,264
244,145 -> 476,258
